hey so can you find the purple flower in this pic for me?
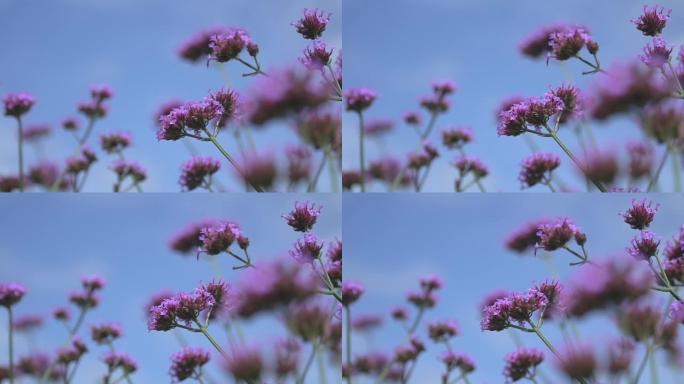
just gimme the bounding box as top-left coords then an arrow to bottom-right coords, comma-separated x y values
285,301 -> 332,341
497,102 -> 529,136
441,127 -> 473,149
238,152 -> 278,191
519,24 -> 570,59
53,307 -> 71,321
627,141 -> 655,179
640,37 -> 673,68
369,156 -> 410,186
670,301 -> 684,323
178,27 -> 230,63
342,281 -> 364,306
90,84 -> 114,102
519,152 -> 560,188
153,100 -> 184,127
78,101 -> 107,119
504,348 -> 544,382
224,346 -> 263,381
627,230 -> 661,260
352,314 -> 383,332
3,92 -> 35,118
184,100 -> 223,131
622,199 -> 659,230
111,160 -> 147,183
12,314 -> 43,332
296,110 -> 341,150
607,339 -> 635,375
169,219 -> 219,254
199,221 -> 241,255
103,352 -> 137,375
275,338 -> 300,378
285,146 -> 313,185
28,162 -> 61,189
148,289 -> 216,331
208,28 -> 250,63
69,291 -> 100,309
283,201 -> 321,232
427,320 -> 459,342
100,132 -> 132,154
21,124 -> 51,142
556,344 -> 596,380
548,27 -> 593,61
209,88 -> 241,127
536,217 -> 580,251
0,283 -> 26,307
524,94 -> 564,127
404,112 -> 422,126
618,302 -> 661,341
179,156 -> 221,191
432,80 -> 457,96
61,117 -> 80,131
419,275 -> 443,291
440,351 -> 475,373
300,40 -> 334,70
454,156 -> 489,179
364,119 -> 394,137
345,88 -> 377,112
481,288 -> 548,331
90,322 -> 122,345
551,84 -> 583,123
289,233 -> 324,263
632,5 -> 671,36
170,347 -> 211,382
293,8 -> 331,40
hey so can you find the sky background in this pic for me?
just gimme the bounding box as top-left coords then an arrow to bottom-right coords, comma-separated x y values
0,0 -> 341,192
0,193 -> 341,382
342,0 -> 684,192
344,193 -> 684,383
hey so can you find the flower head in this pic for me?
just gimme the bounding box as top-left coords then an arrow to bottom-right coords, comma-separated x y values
3,92 -> 35,118
78,101 -> 107,119
441,127 -> 473,149
90,323 -> 122,345
627,230 -> 661,260
300,40 -> 334,70
111,160 -> 147,183
21,124 -> 51,142
170,347 -> 210,382
453,156 -> 489,179
208,29 -> 250,63
0,283 -> 26,307
224,347 -> 263,381
440,351 -> 475,373
100,132 -> 132,154
505,220 -> 551,253
627,141 -> 655,179
427,320 -> 459,342
178,27 -> 230,62
504,348 -> 544,382
238,152 -> 278,191
285,146 -> 313,185
199,221 -> 241,255
285,301 -> 332,341
640,37 -> 673,68
556,344 -> 596,380
536,217 -> 581,251
632,5 -> 671,36
61,117 -> 80,131
345,88 -> 377,112
342,281 -> 364,306
90,85 -> 114,102
622,199 -> 658,230
519,153 -> 560,188
519,24 -> 570,58
293,8 -> 331,40
103,352 -> 137,375
169,219 -> 219,254
283,201 -> 321,232
548,27 -> 592,61
12,314 -> 43,332
289,234 -> 323,264
179,157 -> 221,191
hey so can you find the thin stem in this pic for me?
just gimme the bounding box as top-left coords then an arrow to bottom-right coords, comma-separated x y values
573,55 -> 606,74
667,62 -> 684,94
544,125 -> 606,192
358,111 -> 366,192
374,307 -> 425,384
308,151 -> 328,192
632,341 -> 653,384
326,63 -> 343,97
235,57 -> 268,77
668,142 -> 682,192
344,305 -> 353,384
16,117 -> 24,192
527,320 -> 588,384
202,129 -> 263,192
647,146 -> 670,192
195,320 -> 226,357
297,340 -> 318,384
325,147 -> 340,193
8,307 -> 14,384
316,341 -> 327,384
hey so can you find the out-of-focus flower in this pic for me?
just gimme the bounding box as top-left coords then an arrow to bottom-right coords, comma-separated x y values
640,37 -> 673,68
519,152 -> 560,189
441,127 -> 473,149
582,149 -> 619,186
169,219 -> 218,255
170,347 -> 210,382
237,152 -> 278,191
275,339 -> 300,379
519,24 -> 570,59
296,110 -> 341,150
112,160 -> 147,184
178,27 -> 230,63
62,117 -> 80,131
100,132 -> 132,154
617,302 -> 661,341
224,347 -> 263,382
342,281 -> 364,306
505,220 -> 550,253
503,348 -> 544,382
556,344 -> 596,380
28,162 -> 61,189
364,119 -> 394,137
91,323 -> 123,345
285,301 -> 331,341
632,5 -> 671,36
352,314 -> 383,332
3,92 -> 35,118
78,101 -> 107,119
427,320 -> 459,342
21,124 -> 51,142
548,26 -> 594,61
199,220 -> 241,256
453,156 -> 489,179
626,141 -> 655,180
289,233 -> 323,264
627,230 -> 661,260
607,339 -> 635,375
103,352 -> 137,375
285,146 -> 312,186
12,314 -> 42,332
179,156 -> 221,191
0,283 -> 26,307
639,102 -> 684,143
345,88 -> 377,112
300,40 -> 334,70
208,28 -> 250,63
441,351 -> 476,373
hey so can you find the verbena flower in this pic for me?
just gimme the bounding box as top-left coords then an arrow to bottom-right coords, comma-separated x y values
224,346 -> 263,381
28,162 -> 61,189
293,8 -> 331,40
285,146 -> 312,185
169,347 -> 210,382
300,40 -> 333,70
342,281 -> 364,306
441,351 -> 475,373
148,289 -> 216,331
61,117 -> 80,131
53,307 -> 71,321
178,27 -> 231,63
199,221 -> 241,255
90,85 -> 114,102
505,220 -> 550,253
283,201 -> 321,232
285,301 -> 332,341
352,314 -> 383,332
78,101 -> 107,119
618,302 -> 661,341
364,119 -> 394,137
626,141 -> 655,179
622,199 -> 658,230
238,152 -> 278,191
0,283 -> 26,307
453,156 -> 488,179
90,323 -> 123,345
103,352 -> 137,375
503,348 -> 544,382
345,88 -> 377,112
274,338 -> 300,379
289,234 -> 323,264
21,124 -> 51,142
100,132 -> 132,154
556,344 -> 596,380
519,152 -> 560,188
179,157 -> 221,191
519,24 -> 570,59
632,5 -> 671,36
427,320 -> 459,342
3,92 -> 35,118
536,217 -> 581,251
627,230 -> 661,260
295,109 -> 341,150
548,26 -> 593,61
607,339 -> 635,375
441,127 -> 473,149
208,28 -> 250,63
112,160 -> 147,183
640,37 -> 673,68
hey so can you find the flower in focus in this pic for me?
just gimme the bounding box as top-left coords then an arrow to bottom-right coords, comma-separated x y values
632,5 -> 671,36
300,40 -> 334,70
169,219 -> 219,255
293,8 -> 331,40
198,220 -> 241,256
640,37 -> 672,68
503,348 -> 544,382
548,26 -> 593,61
627,230 -> 660,260
536,217 -> 582,251
283,201 -> 321,232
518,152 -> 560,189
208,28 -> 250,63
621,199 -> 658,230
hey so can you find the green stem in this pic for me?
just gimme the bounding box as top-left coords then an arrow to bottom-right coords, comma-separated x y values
668,142 -> 682,192
316,341 -> 326,384
325,147 -> 339,193
297,340 -> 318,384
195,322 -> 226,357
647,146 -> 670,192
308,151 -> 327,192
632,342 -> 653,384
527,320 -> 588,384
344,305 -> 353,384
203,130 -> 263,192
16,117 -> 24,192
358,111 -> 366,192
8,307 -> 14,384
545,126 -> 606,192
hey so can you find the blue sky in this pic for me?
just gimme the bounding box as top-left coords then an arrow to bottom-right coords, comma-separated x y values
344,193 -> 684,383
0,193 -> 341,382
342,0 -> 684,192
0,0 -> 341,192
